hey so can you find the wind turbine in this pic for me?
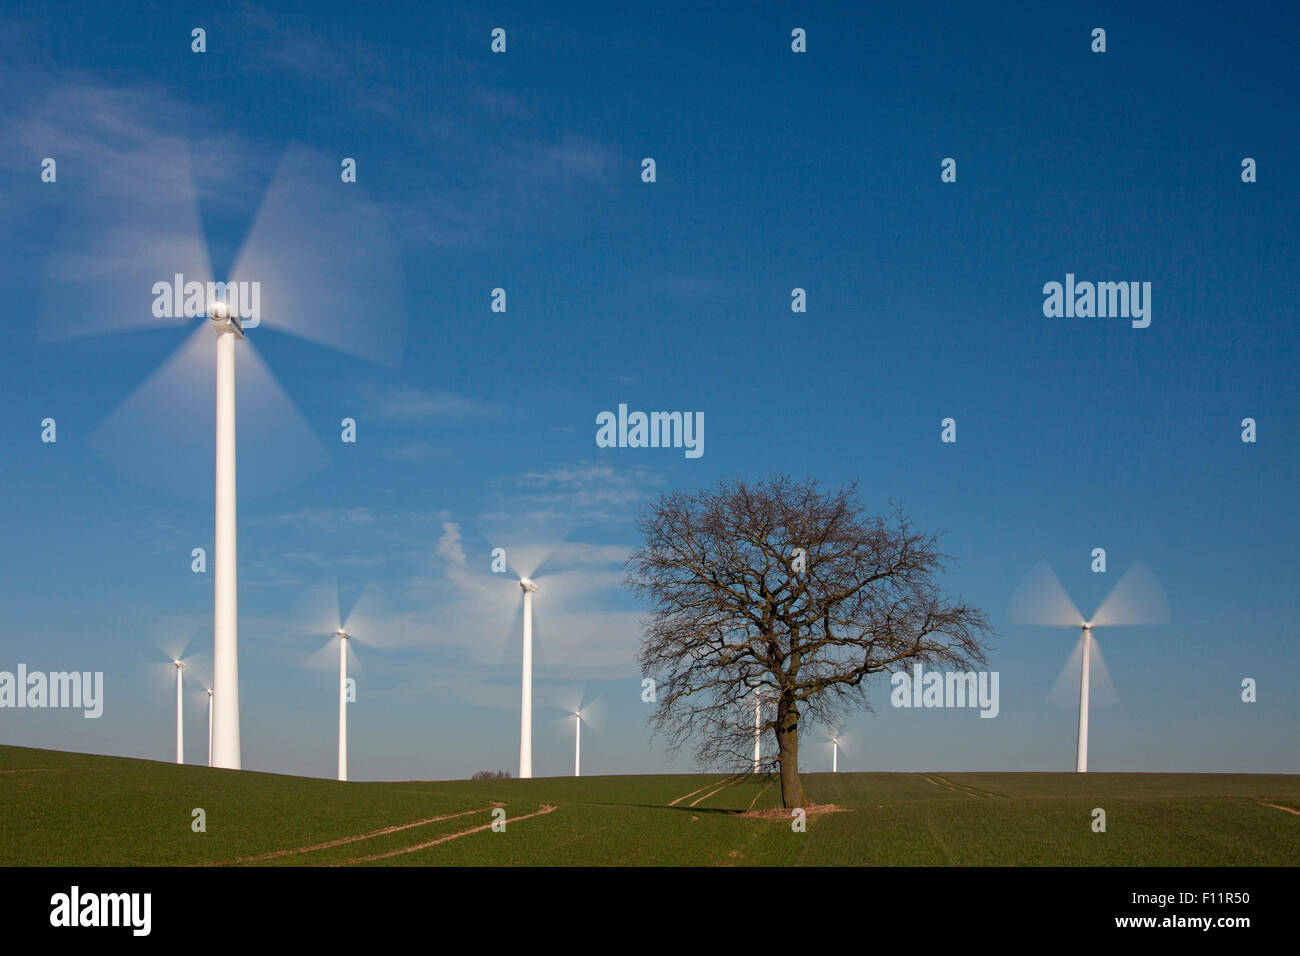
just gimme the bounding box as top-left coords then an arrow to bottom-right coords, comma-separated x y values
336,629 -> 350,781
555,692 -> 603,777
40,140 -> 408,771
172,660 -> 185,765
486,540 -> 568,780
298,581 -> 399,782
573,705 -> 581,776
753,691 -> 762,773
1009,561 -> 1171,772
825,729 -> 852,773
144,620 -> 205,766
441,525 -> 605,780
519,578 -> 538,778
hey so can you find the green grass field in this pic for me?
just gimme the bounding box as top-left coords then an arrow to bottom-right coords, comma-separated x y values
2,744 -> 1296,866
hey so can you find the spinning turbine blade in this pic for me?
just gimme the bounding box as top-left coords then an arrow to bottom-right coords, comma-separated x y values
1048,633 -> 1119,708
509,544 -> 565,583
342,584 -> 401,648
289,582 -> 345,640
143,615 -> 206,664
576,695 -> 605,736
88,326 -> 330,499
304,637 -> 342,670
228,143 -> 407,367
553,691 -> 604,733
1007,561 -> 1084,627
1088,638 -> 1119,707
1091,562 -> 1172,628
39,141 -> 212,342
304,631 -> 364,672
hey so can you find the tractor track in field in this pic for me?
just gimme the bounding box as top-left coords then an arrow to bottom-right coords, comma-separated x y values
932,774 -> 1004,798
669,772 -> 749,807
200,806 -> 491,865
916,772 -> 992,798
337,804 -> 558,863
0,768 -> 73,774
1260,802 -> 1300,816
688,773 -> 752,807
747,780 -> 774,811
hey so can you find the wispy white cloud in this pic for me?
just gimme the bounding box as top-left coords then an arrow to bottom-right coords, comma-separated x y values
274,507 -> 377,530
489,462 -> 662,526
376,386 -> 496,420
383,441 -> 437,462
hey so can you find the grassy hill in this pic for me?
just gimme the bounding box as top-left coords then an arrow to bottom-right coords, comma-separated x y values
2,744 -> 1296,865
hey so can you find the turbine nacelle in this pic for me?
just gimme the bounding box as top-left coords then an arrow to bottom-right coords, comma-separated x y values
337,628 -> 350,641
519,578 -> 538,594
206,298 -> 243,337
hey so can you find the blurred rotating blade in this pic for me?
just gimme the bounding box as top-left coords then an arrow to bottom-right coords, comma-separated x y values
1048,633 -> 1119,708
39,140 -> 212,342
228,143 -> 407,367
1090,562 -> 1172,628
576,694 -> 605,735
343,583 -> 402,648
88,325 -> 330,500
288,581 -> 345,639
1007,560 -> 1085,628
304,635 -> 342,670
143,614 -> 206,664
304,634 -> 363,676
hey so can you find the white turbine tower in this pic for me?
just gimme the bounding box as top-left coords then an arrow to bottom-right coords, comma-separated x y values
337,629 -> 350,781
40,141 -> 408,772
519,577 -> 538,779
173,659 -> 185,765
573,705 -> 582,777
1076,623 -> 1093,772
209,295 -> 240,770
1009,561 -> 1171,772
753,691 -> 762,773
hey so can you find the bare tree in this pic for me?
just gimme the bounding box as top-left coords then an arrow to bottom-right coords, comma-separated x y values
627,474 -> 994,809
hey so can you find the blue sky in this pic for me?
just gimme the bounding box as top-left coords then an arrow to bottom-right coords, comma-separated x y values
0,1 -> 1296,778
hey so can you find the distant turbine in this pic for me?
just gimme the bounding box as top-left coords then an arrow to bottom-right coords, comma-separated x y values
298,581 -> 396,782
820,727 -> 851,772
173,660 -> 185,765
831,734 -> 844,773
143,620 -> 205,765
558,694 -> 602,778
337,630 -> 350,781
519,578 -> 539,778
469,531 -> 571,779
1076,625 -> 1093,772
1009,561 -> 1171,772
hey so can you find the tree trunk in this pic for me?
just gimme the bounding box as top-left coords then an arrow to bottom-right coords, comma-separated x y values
775,695 -> 806,808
